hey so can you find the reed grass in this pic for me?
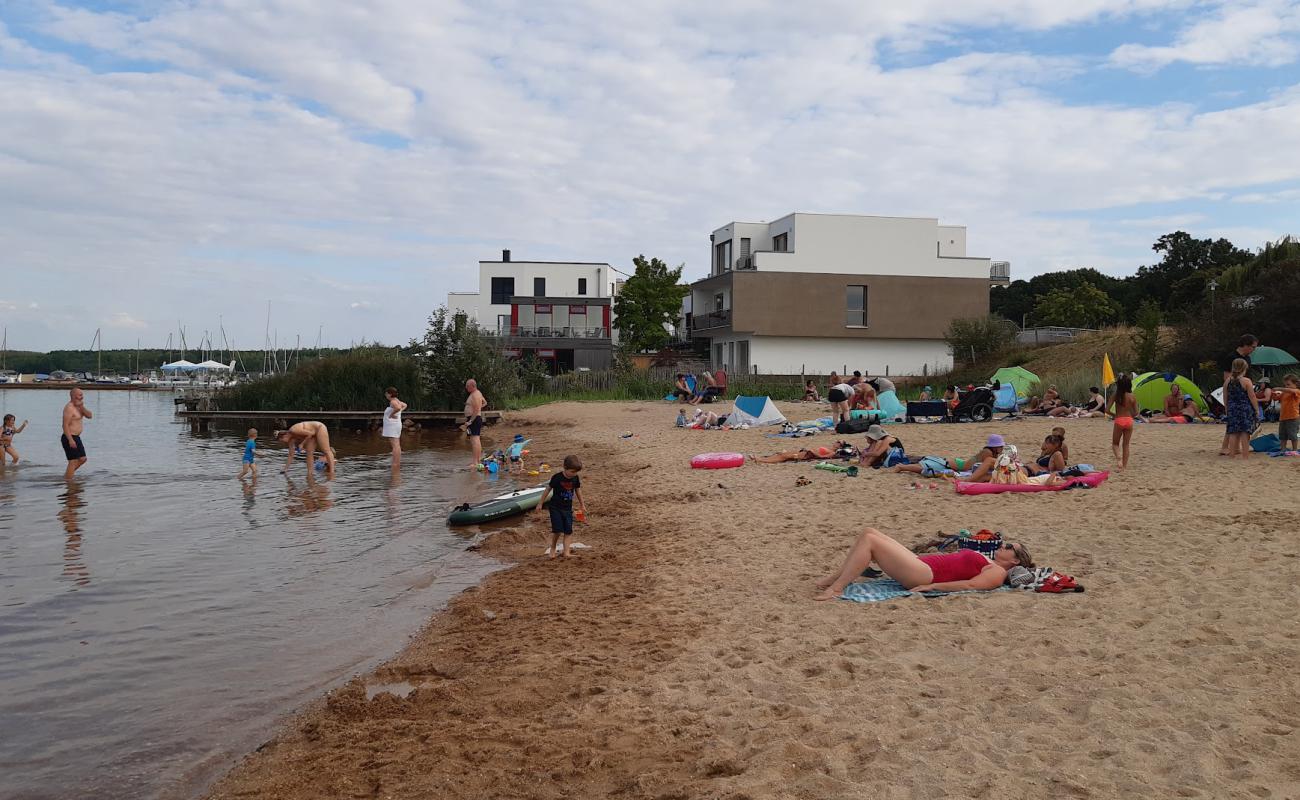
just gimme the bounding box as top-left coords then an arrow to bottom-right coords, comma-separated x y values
217,352 -> 428,411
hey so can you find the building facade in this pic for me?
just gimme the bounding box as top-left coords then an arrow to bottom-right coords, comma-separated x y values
447,250 -> 616,372
690,213 -> 992,377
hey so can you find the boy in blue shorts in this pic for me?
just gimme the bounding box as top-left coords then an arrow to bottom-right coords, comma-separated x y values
534,454 -> 586,559
238,428 -> 258,478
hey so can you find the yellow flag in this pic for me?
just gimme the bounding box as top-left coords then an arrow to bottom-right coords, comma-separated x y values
1101,353 -> 1116,387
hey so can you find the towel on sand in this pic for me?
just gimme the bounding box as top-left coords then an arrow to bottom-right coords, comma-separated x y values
838,566 -> 1062,603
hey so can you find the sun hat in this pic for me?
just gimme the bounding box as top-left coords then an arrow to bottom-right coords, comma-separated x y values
985,433 -> 1005,448
864,424 -> 887,440
1183,394 -> 1193,401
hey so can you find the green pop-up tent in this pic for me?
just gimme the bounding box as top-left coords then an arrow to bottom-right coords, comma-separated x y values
991,366 -> 1039,397
1132,372 -> 1206,413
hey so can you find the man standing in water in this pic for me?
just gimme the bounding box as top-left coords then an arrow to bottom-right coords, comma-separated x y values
61,388 -> 92,480
462,378 -> 486,469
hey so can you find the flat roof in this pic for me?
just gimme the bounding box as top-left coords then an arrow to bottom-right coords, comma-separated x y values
479,260 -> 612,266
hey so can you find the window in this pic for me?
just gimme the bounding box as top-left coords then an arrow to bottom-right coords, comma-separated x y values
714,240 -> 731,274
773,232 -> 788,252
737,340 -> 750,374
714,292 -> 725,313
846,285 -> 868,327
490,277 -> 515,305
534,277 -> 546,297
738,238 -> 750,268
578,277 -> 587,295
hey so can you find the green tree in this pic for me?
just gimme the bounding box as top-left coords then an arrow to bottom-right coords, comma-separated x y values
1032,284 -> 1121,328
944,315 -> 1018,365
1133,300 -> 1163,372
612,255 -> 689,352
409,307 -> 522,410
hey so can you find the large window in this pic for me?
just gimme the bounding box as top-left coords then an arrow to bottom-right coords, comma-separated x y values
846,285 -> 868,327
490,277 -> 515,305
773,232 -> 788,252
577,277 -> 587,295
714,240 -> 732,274
534,277 -> 546,297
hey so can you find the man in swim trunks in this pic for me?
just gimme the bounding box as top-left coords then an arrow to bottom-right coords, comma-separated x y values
463,378 -> 486,469
61,388 -> 93,480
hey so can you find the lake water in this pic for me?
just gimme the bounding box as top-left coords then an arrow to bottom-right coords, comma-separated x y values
0,389 -> 515,800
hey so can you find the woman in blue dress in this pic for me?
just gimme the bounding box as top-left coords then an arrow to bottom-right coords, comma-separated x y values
1224,358 -> 1262,459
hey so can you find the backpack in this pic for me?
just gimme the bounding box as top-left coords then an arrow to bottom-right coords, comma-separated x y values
835,415 -> 881,434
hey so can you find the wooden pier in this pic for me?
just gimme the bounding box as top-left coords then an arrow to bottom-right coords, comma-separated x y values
176,409 -> 503,432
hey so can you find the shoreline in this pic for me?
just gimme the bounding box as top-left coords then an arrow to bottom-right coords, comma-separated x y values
203,400 -> 1300,799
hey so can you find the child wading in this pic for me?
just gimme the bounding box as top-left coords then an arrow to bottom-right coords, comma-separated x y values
534,455 -> 587,559
1,414 -> 28,464
238,428 -> 258,479
1109,374 -> 1137,470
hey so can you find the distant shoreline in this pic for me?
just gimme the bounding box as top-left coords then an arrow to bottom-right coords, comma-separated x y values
0,383 -> 177,391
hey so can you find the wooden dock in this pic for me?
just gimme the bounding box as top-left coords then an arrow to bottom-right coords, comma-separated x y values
176,409 -> 503,432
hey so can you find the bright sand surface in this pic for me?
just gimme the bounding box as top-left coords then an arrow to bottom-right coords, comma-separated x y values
204,401 -> 1300,799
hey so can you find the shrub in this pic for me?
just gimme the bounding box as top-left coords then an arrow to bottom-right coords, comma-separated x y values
945,315 -> 1018,366
217,349 -> 425,411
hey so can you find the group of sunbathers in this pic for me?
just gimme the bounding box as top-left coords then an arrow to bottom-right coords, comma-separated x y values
1024,386 -> 1108,418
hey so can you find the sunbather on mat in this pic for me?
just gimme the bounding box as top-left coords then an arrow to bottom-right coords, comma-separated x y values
814,527 -> 1034,601
751,446 -> 831,463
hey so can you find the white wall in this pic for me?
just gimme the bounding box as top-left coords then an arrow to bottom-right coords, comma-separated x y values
937,225 -> 967,257
709,334 -> 952,377
446,261 -> 611,325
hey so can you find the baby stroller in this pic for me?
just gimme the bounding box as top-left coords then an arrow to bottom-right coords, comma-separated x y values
948,386 -> 996,423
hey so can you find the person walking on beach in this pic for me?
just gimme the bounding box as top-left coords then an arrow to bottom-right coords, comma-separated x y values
533,455 -> 587,559
238,428 -> 258,479
275,421 -> 336,475
1109,373 -> 1137,470
1218,334 -> 1259,455
1223,358 -> 1262,460
61,388 -> 92,480
382,387 -> 407,469
1,414 -> 28,464
1273,374 -> 1300,451
462,378 -> 486,469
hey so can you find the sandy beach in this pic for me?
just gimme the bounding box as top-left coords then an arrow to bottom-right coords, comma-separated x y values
204,400 -> 1300,800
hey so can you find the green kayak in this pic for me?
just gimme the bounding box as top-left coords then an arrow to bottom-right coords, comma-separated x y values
447,485 -> 547,526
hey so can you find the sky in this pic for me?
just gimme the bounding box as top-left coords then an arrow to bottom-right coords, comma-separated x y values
3,0 -> 1300,351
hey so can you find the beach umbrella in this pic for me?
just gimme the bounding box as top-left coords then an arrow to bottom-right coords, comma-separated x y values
1132,371 -> 1206,413
1250,346 -> 1298,368
990,366 -> 1039,396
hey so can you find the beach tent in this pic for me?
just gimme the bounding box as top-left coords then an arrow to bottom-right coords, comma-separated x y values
1132,371 -> 1206,413
1251,346 -> 1298,369
875,390 -> 907,422
161,359 -> 198,372
730,395 -> 786,427
991,366 -> 1039,397
993,383 -> 1019,413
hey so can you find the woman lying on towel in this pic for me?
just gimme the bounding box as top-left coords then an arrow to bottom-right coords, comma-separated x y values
814,527 -> 1035,600
751,446 -> 832,463
886,433 -> 1005,477
945,445 -> 1067,487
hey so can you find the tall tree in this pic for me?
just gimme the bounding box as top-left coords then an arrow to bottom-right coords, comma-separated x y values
1032,284 -> 1121,328
612,255 -> 689,352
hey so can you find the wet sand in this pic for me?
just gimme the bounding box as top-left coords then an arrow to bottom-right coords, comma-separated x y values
205,401 -> 1300,800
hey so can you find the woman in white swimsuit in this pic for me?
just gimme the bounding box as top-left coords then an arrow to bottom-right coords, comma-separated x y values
383,387 -> 407,468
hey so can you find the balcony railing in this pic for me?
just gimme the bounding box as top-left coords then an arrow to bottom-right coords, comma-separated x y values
487,326 -> 611,339
692,310 -> 732,331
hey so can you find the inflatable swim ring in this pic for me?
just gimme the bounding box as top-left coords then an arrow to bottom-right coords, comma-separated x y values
955,471 -> 1110,495
690,452 -> 745,469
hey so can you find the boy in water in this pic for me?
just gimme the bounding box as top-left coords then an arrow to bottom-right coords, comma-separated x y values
1,414 -> 28,463
1274,374 -> 1300,451
534,455 -> 587,559
238,428 -> 258,478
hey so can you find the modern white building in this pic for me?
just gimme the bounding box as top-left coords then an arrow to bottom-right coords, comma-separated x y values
689,213 -> 993,376
447,250 -> 618,372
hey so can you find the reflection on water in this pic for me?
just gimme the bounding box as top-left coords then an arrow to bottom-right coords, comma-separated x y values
0,390 -> 511,799
57,479 -> 91,588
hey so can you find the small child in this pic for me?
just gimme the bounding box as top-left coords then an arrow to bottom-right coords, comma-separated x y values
238,428 -> 258,478
1274,373 -> 1300,451
1050,425 -> 1070,463
1,414 -> 28,464
675,409 -> 688,427
919,385 -> 933,401
507,434 -> 530,473
534,454 -> 587,559
1109,374 -> 1137,469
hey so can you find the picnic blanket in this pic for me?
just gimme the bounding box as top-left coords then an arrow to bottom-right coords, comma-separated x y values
839,566 -> 1063,603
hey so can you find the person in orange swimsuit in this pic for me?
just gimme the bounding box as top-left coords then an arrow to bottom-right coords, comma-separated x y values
1109,374 -> 1138,470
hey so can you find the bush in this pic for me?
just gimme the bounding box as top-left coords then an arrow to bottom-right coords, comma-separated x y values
945,315 -> 1018,367
217,349 -> 426,411
410,308 -> 523,410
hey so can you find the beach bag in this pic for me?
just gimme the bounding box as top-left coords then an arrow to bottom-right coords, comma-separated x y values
881,446 -> 908,468
1250,433 -> 1281,452
835,416 -> 880,434
957,529 -> 1003,558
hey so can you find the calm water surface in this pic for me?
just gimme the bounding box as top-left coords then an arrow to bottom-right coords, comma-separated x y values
0,389 -> 517,799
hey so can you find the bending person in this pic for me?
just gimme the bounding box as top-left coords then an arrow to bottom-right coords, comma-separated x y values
814,527 -> 1034,601
276,421 -> 337,475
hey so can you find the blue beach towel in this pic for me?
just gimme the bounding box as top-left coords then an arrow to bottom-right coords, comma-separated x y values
839,578 -> 1013,603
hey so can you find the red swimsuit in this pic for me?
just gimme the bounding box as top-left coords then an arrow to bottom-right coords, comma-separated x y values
918,550 -> 989,583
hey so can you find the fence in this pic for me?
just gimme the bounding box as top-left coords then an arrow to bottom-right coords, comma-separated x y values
1015,326 -> 1098,346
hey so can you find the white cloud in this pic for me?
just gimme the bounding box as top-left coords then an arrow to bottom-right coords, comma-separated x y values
105,312 -> 147,330
1,0 -> 1299,348
1112,0 -> 1300,70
